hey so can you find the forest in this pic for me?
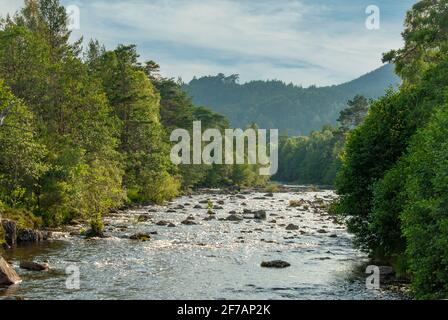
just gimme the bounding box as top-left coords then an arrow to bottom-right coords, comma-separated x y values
183,64 -> 400,136
0,0 -> 266,238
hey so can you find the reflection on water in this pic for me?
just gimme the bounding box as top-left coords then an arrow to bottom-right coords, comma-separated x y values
0,190 -> 406,300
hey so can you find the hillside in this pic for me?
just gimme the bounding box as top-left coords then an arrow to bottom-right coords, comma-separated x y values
183,64 -> 401,135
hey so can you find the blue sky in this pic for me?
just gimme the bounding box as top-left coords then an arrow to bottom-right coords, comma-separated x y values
0,0 -> 416,86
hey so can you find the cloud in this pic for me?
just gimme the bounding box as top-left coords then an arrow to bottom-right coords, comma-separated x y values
1,0 -> 416,86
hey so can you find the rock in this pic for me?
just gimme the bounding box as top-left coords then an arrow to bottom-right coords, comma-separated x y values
186,215 -> 195,220
137,215 -> 151,222
243,209 -> 253,214
379,266 -> 395,276
1,220 -> 17,246
130,233 -> 151,241
254,210 -> 267,220
175,205 -> 185,209
317,229 -> 328,234
17,229 -> 49,242
217,200 -> 225,205
181,220 -> 198,226
328,234 -> 338,238
199,200 -> 209,204
166,209 -> 177,213
236,195 -> 246,199
264,193 -> 274,197
229,210 -> 237,214
19,261 -> 49,271
226,214 -> 243,221
156,220 -> 170,226
214,206 -> 224,210
289,200 -> 306,207
269,220 -> 277,224
0,257 -> 21,285
285,224 -> 300,231
167,223 -> 176,228
261,260 -> 291,268
193,205 -> 203,209
203,216 -> 216,221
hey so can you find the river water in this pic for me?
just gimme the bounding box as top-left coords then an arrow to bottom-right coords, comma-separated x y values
0,189 -> 406,300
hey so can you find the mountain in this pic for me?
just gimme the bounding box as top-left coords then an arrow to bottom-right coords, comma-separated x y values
183,64 -> 401,135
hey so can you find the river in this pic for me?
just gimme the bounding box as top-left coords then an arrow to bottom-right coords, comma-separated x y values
0,188 -> 406,300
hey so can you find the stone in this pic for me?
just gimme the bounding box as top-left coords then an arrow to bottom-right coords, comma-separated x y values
130,233 -> 151,241
226,214 -> 243,221
19,261 -> 49,271
261,260 -> 291,268
194,205 -> 203,209
137,214 -> 151,222
285,224 -> 300,231
181,220 -> 198,226
264,193 -> 274,197
17,229 -> 49,243
156,220 -> 170,226
1,220 -> 17,246
0,257 -> 21,285
317,229 -> 328,234
254,210 -> 267,220
167,223 -> 176,228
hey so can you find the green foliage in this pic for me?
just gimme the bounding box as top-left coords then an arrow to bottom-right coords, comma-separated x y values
401,105 -> 448,299
275,125 -> 344,185
183,66 -> 400,135
336,1 -> 448,299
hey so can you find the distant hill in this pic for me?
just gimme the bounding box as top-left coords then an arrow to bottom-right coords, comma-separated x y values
183,64 -> 401,135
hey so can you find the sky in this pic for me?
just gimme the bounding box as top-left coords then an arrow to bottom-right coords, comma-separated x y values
0,0 -> 417,86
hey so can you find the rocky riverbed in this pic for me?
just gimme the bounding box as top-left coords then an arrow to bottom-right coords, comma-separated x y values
0,187 -> 407,300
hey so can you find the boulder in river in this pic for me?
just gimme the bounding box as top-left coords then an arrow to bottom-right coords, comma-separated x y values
167,223 -> 176,228
156,220 -> 170,226
17,229 -> 50,243
193,205 -> 203,209
254,210 -> 267,220
137,214 -> 151,222
226,214 -> 243,222
261,260 -> 291,269
130,233 -> 151,241
181,220 -> 198,226
1,220 -> 17,246
19,261 -> 49,271
285,224 -> 300,231
0,257 -> 21,285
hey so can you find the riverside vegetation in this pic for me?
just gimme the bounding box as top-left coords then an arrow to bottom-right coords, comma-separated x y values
0,0 -> 269,244
2,0 -> 448,300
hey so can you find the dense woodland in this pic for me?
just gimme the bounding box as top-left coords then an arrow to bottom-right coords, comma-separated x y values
335,0 -> 448,299
0,0 -> 267,237
183,64 -> 399,135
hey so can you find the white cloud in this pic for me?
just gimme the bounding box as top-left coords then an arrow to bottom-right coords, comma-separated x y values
1,0 -> 410,86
